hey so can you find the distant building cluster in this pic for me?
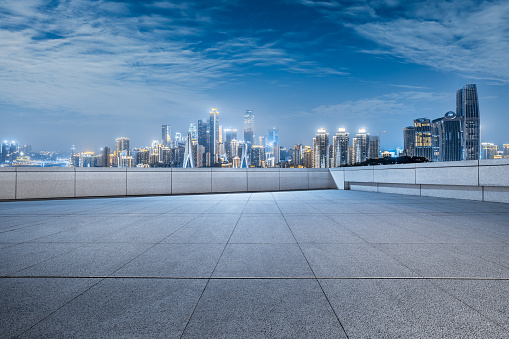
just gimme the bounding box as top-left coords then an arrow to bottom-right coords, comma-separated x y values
402,84 -> 505,161
2,84 -> 508,168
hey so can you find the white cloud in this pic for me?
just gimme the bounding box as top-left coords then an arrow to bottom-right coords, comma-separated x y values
311,91 -> 448,118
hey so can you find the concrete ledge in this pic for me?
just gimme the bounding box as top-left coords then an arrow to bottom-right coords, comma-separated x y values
172,169 -> 212,194
0,168 -> 16,200
374,164 -> 416,184
329,169 -> 345,190
420,184 -> 483,201
212,169 -> 247,193
127,169 -> 172,196
17,169 -> 75,199
76,169 -> 127,197
309,170 -> 336,189
416,162 -> 478,186
377,183 -> 420,196
483,186 -> 509,204
349,182 -> 377,192
247,170 -> 280,192
279,170 -> 309,191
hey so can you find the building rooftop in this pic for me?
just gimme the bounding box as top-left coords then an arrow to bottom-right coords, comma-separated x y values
1,190 -> 509,337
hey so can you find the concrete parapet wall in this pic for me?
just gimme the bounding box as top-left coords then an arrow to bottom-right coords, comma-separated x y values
330,159 -> 509,204
0,167 -> 336,200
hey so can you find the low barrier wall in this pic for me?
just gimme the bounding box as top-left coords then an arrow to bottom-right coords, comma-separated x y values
0,168 -> 336,200
330,159 -> 509,204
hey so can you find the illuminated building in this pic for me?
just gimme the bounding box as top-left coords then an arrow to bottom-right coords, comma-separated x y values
198,119 -> 208,166
369,136 -> 379,159
313,129 -> 329,168
230,139 -> 239,159
115,137 -> 130,157
481,143 -> 498,160
414,119 -> 432,160
457,84 -> 481,160
224,129 -> 237,161
403,126 -> 415,157
353,129 -> 369,164
291,144 -> 303,167
303,146 -> 313,168
162,125 -> 171,147
251,145 -> 265,167
244,110 -> 254,154
504,144 -> 509,158
431,111 -> 462,162
188,123 -> 197,141
332,128 -> 349,167
209,108 -> 220,163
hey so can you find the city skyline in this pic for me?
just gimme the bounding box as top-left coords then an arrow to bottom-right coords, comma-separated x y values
1,1 -> 509,150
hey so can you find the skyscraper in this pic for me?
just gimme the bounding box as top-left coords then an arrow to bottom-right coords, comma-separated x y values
244,110 -> 254,152
431,111 -> 462,162
457,84 -> 481,160
251,145 -> 265,167
403,126 -> 415,157
353,129 -> 369,164
332,128 -> 349,167
102,147 -> 110,167
267,128 -> 279,145
413,118 -> 432,160
224,129 -> 237,162
161,125 -> 171,147
188,123 -> 197,141
115,137 -> 130,156
369,136 -> 379,160
313,128 -> 329,168
504,144 -> 509,158
481,143 -> 497,160
209,108 -> 219,163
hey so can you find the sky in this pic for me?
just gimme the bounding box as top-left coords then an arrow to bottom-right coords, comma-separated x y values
1,0 -> 508,152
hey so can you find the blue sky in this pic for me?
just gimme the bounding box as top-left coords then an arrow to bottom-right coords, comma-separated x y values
1,0 -> 508,152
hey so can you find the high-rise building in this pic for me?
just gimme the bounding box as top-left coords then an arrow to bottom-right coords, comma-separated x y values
353,129 -> 369,164
332,128 -> 349,167
102,147 -> 110,167
244,110 -> 254,153
115,137 -> 130,156
457,84 -> 481,160
313,128 -> 329,168
504,144 -> 509,158
369,136 -> 379,160
403,126 -> 415,157
209,108 -> 220,163
251,145 -> 265,167
481,143 -> 498,160
0,140 -> 8,164
224,128 -> 237,162
198,119 -> 208,166
291,144 -> 304,167
431,111 -> 462,162
188,123 -> 197,141
414,119 -> 432,160
161,125 -> 171,147
303,146 -> 313,168
267,128 -> 279,145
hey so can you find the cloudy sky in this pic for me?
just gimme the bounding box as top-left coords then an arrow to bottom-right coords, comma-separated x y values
1,0 -> 508,152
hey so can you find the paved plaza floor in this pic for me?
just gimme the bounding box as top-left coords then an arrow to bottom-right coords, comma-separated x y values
1,189 -> 509,338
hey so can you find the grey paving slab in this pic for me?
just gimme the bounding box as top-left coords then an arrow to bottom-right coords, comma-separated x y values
0,242 -> 83,275
320,279 -> 506,338
432,279 -> 509,331
284,215 -> 365,244
242,203 -> 282,214
276,202 -> 320,214
213,244 -> 313,277
375,244 -> 509,278
450,243 -> 509,269
164,220 -> 236,244
229,215 -> 295,243
182,279 -> 347,338
0,278 -> 98,338
16,243 -> 152,277
20,278 -> 207,339
301,243 -> 417,277
112,243 -> 224,277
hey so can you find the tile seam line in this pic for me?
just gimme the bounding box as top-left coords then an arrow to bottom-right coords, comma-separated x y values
179,193 -> 250,338
273,192 -> 350,339
3,276 -> 509,280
